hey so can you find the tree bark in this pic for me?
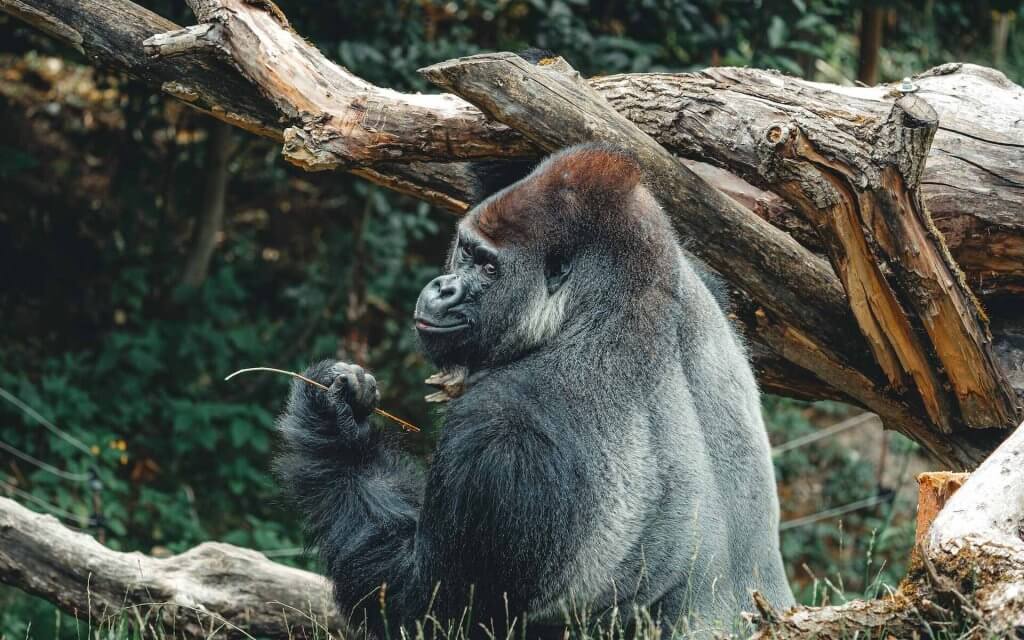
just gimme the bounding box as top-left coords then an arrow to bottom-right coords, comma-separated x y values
752,421 -> 1024,639
1,0 -> 1022,466
2,0 -> 1020,300
0,497 -> 343,638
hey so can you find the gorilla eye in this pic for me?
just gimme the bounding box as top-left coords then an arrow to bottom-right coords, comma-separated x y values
482,262 -> 498,277
459,244 -> 472,261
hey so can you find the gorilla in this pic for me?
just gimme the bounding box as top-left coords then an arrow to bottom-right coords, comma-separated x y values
275,144 -> 794,638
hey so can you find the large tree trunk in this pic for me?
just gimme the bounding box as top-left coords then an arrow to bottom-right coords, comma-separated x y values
2,0 -> 1021,470
1,0 -> 1023,636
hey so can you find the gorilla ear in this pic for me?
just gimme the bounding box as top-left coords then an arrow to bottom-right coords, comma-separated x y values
545,253 -> 573,294
543,144 -> 643,204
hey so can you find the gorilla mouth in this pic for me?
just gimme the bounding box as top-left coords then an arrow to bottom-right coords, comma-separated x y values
415,318 -> 470,334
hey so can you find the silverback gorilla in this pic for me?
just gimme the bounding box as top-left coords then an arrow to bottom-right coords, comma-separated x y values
275,144 -> 794,638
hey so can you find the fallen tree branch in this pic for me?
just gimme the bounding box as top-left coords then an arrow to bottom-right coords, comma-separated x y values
0,497 -> 343,638
2,0 -> 1020,300
2,0 -> 1021,467
419,52 -> 1002,468
753,422 -> 1024,639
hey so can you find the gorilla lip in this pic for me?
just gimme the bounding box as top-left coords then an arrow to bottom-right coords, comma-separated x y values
415,318 -> 469,334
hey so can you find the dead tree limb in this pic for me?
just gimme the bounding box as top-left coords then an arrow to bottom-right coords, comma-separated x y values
2,0 -> 1021,301
0,497 -> 343,638
753,421 -> 1024,639
420,52 -> 1012,468
2,0 -> 1022,467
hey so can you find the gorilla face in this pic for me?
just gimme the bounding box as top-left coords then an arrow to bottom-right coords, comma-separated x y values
414,143 -> 660,371
414,224 -> 571,369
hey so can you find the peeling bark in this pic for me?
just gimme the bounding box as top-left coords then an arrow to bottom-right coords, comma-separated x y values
2,0 -> 1022,466
753,422 -> 1024,639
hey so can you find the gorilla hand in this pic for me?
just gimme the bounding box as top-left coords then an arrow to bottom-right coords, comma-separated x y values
327,362 -> 380,424
289,360 -> 381,450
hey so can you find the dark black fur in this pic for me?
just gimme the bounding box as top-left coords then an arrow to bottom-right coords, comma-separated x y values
276,144 -> 793,639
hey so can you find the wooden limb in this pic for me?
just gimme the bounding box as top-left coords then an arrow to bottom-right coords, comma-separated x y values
592,66 -> 1024,301
420,52 -> 996,469
0,497 -> 343,638
145,0 -> 538,171
749,595 -> 919,639
755,424 -> 1024,638
926,420 -> 1024,634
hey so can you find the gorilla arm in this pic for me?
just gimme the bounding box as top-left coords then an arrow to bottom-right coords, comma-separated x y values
275,360 -> 427,632
277,362 -> 595,632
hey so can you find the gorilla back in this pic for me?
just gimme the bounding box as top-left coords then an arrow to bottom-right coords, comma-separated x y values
275,144 -> 793,638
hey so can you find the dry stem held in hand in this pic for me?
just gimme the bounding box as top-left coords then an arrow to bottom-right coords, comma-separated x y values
224,367 -> 420,432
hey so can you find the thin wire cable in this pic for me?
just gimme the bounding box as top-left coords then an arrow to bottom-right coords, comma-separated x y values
0,440 -> 91,482
772,412 -> 877,456
780,494 -> 890,531
1,480 -> 84,523
0,387 -> 94,456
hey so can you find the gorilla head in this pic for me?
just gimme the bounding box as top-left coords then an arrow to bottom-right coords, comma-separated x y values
414,143 -> 676,369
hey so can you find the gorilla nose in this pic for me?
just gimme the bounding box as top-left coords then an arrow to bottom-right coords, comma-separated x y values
418,274 -> 466,322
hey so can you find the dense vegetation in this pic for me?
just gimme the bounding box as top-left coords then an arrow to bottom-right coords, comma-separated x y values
0,0 -> 1020,636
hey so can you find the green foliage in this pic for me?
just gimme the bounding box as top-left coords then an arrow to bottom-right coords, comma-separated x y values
0,0 -> 1020,636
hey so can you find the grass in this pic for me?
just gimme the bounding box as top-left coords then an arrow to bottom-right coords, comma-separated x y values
0,576 -> 997,640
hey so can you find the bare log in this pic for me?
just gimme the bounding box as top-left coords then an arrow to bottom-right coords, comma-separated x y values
593,66 -> 1024,303
3,0 -> 1021,301
0,497 -> 342,638
2,0 -> 1022,467
754,421 -> 1024,638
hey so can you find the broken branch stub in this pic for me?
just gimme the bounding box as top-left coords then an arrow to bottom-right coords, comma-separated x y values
757,81 -> 1018,434
420,52 -> 1002,470
144,0 -> 538,171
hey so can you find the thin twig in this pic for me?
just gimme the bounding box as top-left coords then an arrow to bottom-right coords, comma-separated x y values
224,367 -> 420,432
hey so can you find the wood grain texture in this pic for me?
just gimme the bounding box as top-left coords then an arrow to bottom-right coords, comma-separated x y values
3,0 -> 1022,466
421,52 -> 1006,468
0,497 -> 343,638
